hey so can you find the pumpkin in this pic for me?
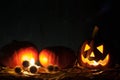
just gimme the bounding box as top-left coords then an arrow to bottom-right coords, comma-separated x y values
14,66 -> 22,74
78,40 -> 110,68
22,60 -> 30,68
78,26 -> 110,68
0,40 -> 39,68
47,65 -> 60,72
39,46 -> 76,69
15,47 -> 38,67
29,65 -> 38,73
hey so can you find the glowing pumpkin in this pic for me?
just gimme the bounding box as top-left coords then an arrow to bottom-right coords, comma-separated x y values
0,40 -> 39,68
79,37 -> 110,68
78,26 -> 110,68
39,46 -> 76,69
79,40 -> 110,68
15,47 -> 38,67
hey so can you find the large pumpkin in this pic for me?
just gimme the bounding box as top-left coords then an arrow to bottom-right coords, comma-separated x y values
78,26 -> 110,68
39,46 -> 76,69
0,40 -> 39,68
78,39 -> 110,68
78,26 -> 110,69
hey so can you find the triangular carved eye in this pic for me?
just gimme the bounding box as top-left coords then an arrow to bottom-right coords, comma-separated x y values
84,44 -> 90,52
97,45 -> 103,53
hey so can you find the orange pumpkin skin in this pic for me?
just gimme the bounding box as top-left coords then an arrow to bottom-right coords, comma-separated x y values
78,40 -> 110,69
39,46 -> 76,69
0,41 -> 39,68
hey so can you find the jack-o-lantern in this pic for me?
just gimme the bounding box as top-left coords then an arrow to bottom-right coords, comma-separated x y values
39,46 -> 76,69
0,40 -> 39,68
78,26 -> 110,68
79,40 -> 110,68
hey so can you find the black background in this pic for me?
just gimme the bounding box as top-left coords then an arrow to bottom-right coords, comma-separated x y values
0,0 -> 119,64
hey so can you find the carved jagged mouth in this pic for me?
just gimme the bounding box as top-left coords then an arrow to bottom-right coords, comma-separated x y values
81,53 -> 110,66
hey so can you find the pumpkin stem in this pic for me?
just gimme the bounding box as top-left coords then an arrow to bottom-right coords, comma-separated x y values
92,25 -> 99,38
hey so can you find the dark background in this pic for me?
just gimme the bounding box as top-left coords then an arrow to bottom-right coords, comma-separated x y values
0,0 -> 119,64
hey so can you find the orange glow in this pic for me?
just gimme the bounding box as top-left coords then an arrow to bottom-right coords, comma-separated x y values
39,54 -> 49,67
81,53 -> 110,66
39,49 -> 57,68
30,58 -> 35,66
80,41 -> 110,68
14,47 -> 38,67
39,50 -> 50,67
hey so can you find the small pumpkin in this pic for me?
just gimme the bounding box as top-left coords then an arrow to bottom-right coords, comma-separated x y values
0,40 -> 39,68
14,66 -> 22,74
39,46 -> 76,69
29,65 -> 38,73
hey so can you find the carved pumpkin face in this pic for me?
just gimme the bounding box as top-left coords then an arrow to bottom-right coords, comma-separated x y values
79,40 -> 110,68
